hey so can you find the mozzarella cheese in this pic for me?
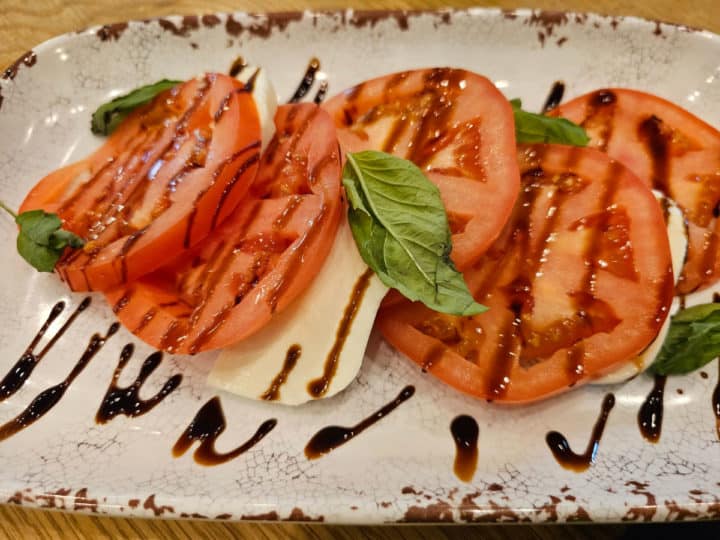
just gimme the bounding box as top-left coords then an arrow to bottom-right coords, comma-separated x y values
235,66 -> 278,151
207,217 -> 389,405
593,193 -> 687,384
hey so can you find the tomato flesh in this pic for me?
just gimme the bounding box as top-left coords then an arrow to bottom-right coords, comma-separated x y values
378,144 -> 674,403
105,103 -> 343,354
20,73 -> 262,291
323,68 -> 520,270
551,88 -> 720,294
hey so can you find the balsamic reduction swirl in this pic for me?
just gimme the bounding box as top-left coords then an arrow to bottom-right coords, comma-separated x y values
546,393 -> 615,472
95,344 -> 182,424
0,322 -> 118,443
450,414 -> 479,482
172,396 -> 276,466
638,374 -> 666,443
0,297 -> 90,401
305,385 -> 415,460
288,58 -> 320,103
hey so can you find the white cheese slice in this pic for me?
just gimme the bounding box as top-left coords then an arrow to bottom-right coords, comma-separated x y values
207,217 -> 389,405
593,193 -> 688,384
235,66 -> 278,152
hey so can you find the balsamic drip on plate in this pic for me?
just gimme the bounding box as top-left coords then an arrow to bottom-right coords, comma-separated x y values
304,385 -> 415,460
307,269 -> 373,398
172,396 -> 277,466
450,414 -> 479,482
0,297 -> 90,401
638,374 -> 666,443
0,322 -> 118,443
288,58 -> 320,103
546,393 -> 615,472
261,344 -> 301,401
229,56 -> 247,78
541,81 -> 565,113
95,343 -> 182,424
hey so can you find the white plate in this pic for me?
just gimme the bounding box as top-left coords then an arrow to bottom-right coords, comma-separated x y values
1,8 -> 719,523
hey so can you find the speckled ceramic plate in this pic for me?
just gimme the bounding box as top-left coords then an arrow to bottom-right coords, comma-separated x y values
1,7 -> 719,524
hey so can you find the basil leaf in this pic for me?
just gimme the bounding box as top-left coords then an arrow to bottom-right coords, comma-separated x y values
343,151 -> 486,316
651,303 -> 720,375
510,98 -> 590,146
91,79 -> 181,135
0,202 -> 85,273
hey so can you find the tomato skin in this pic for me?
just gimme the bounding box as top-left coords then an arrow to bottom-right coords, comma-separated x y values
323,68 -> 520,270
105,103 -> 343,354
378,144 -> 673,403
551,88 -> 720,294
20,74 -> 262,292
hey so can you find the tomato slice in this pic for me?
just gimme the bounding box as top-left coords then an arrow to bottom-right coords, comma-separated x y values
20,73 -> 262,291
323,68 -> 519,270
551,88 -> 720,294
378,144 -> 674,403
104,103 -> 342,354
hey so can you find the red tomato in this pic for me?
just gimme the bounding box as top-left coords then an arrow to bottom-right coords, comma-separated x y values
104,103 -> 343,354
323,68 -> 519,270
20,74 -> 262,291
378,145 -> 674,403
551,88 -> 720,294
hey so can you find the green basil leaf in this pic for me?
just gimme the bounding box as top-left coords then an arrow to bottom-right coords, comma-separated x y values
91,79 -> 181,135
15,209 -> 61,246
510,98 -> 590,146
651,303 -> 720,375
343,151 -> 486,316
17,232 -> 61,272
1,202 -> 86,273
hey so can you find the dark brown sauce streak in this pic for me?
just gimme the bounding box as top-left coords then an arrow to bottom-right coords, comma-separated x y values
546,393 -> 615,472
228,56 -> 246,78
0,297 -> 90,401
261,345 -> 301,401
541,81 -> 565,113
172,396 -> 276,466
638,374 -> 666,443
95,344 -> 183,424
305,385 -> 415,460
638,115 -> 670,194
713,359 -> 720,441
0,322 -> 118,443
308,269 -> 373,398
288,58 -> 320,103
450,415 -> 479,482
313,81 -> 328,104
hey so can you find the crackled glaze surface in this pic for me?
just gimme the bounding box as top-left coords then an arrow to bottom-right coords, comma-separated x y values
0,8 -> 719,523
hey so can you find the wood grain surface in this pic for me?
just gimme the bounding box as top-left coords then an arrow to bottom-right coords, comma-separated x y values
1,1 -> 719,539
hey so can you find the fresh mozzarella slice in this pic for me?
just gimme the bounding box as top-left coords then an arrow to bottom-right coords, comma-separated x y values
207,217 -> 388,405
593,193 -> 687,384
235,66 -> 278,151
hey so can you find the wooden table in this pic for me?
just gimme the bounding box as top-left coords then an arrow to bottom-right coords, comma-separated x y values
1,0 -> 719,538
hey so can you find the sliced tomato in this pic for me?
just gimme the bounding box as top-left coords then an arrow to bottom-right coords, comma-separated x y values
378,144 -> 674,403
104,103 -> 342,354
20,73 -> 262,291
551,88 -> 720,294
323,68 -> 519,270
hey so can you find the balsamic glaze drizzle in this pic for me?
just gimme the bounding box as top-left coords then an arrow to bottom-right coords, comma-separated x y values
261,344 -> 301,401
541,81 -> 566,113
0,297 -> 90,401
546,393 -> 615,472
308,269 -> 373,398
288,58 -> 320,103
0,322 -> 118,443
172,396 -> 277,466
638,374 -> 666,443
95,344 -> 182,424
304,385 -> 415,460
450,414 -> 479,482
313,81 -> 329,104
